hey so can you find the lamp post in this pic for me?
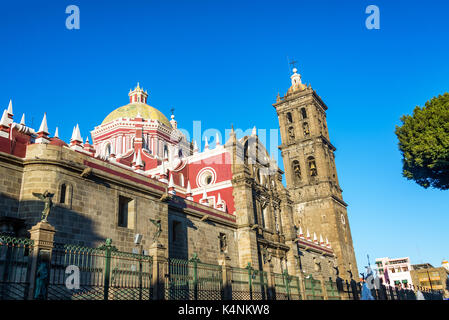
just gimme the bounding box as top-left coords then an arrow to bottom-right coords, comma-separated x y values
134,234 -> 143,300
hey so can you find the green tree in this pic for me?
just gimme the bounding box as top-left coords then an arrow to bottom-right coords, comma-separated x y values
395,93 -> 449,190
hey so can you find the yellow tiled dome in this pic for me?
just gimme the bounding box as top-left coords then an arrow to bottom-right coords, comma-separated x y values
101,103 -> 171,127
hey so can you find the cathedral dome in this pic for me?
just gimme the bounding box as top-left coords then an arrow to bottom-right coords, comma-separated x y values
101,102 -> 171,127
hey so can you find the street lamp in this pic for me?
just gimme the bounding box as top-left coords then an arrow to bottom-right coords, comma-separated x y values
134,234 -> 143,300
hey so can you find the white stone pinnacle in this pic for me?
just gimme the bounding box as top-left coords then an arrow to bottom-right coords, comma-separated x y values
217,192 -> 222,204
168,173 -> 174,188
135,150 -> 143,167
216,133 -> 220,145
71,124 -> 82,142
20,114 -> 25,125
193,140 -> 199,153
7,100 -> 12,115
38,113 -> 49,134
204,136 -> 209,149
252,126 -> 257,136
54,127 -> 59,138
0,110 -> 8,126
202,188 -> 207,199
186,181 -> 192,194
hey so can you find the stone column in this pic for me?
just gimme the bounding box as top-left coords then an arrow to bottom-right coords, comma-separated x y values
218,255 -> 232,300
318,275 -> 328,300
266,262 -> 275,300
27,221 -> 56,300
297,272 -> 307,300
149,242 -> 168,300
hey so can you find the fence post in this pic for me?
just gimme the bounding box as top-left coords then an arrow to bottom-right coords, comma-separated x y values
27,221 -> 56,300
190,253 -> 200,300
218,255 -> 232,300
282,269 -> 291,300
148,242 -> 167,300
245,262 -> 253,300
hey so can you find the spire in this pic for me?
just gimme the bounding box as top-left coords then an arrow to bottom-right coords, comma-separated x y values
135,149 -> 143,167
20,114 -> 25,125
132,151 -> 137,164
0,110 -> 8,127
200,188 -> 209,206
306,229 -> 310,240
186,181 -> 193,200
215,132 -> 220,146
168,173 -> 174,188
320,234 -> 324,245
193,140 -> 199,154
54,127 -> 59,138
251,126 -> 257,136
313,232 -> 317,243
326,237 -> 330,248
204,136 -> 209,150
70,124 -> 82,142
298,226 -> 303,237
85,137 -> 89,144
7,100 -> 13,116
38,113 -> 49,134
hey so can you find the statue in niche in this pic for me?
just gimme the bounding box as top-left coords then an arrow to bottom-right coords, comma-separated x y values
32,190 -> 54,222
149,218 -> 162,243
313,257 -> 322,272
261,246 -> 272,264
218,233 -> 228,254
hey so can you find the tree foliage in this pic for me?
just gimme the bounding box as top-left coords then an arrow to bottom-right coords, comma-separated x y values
395,93 -> 449,190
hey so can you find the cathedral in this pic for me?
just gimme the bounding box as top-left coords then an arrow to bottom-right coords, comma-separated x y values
0,68 -> 358,281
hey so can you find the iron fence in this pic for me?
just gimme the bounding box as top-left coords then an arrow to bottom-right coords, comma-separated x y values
165,254 -> 223,300
0,235 -> 34,300
304,275 -> 324,300
47,240 -> 152,300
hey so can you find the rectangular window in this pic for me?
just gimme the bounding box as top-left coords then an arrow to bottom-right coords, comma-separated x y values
118,196 -> 135,228
172,220 -> 181,242
60,184 -> 67,204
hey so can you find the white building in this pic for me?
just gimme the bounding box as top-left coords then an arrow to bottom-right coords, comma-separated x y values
375,257 -> 414,289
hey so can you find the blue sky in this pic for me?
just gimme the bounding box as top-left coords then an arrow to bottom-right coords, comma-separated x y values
0,0 -> 448,274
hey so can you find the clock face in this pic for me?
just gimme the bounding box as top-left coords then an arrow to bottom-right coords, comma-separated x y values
341,214 -> 346,225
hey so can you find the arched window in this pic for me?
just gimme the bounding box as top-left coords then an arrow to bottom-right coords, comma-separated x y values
286,112 -> 293,124
288,126 -> 295,142
60,184 -> 67,204
307,156 -> 318,177
105,143 -> 112,157
303,122 -> 310,137
300,107 -> 307,119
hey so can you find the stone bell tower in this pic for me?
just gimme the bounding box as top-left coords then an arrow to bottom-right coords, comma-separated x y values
273,66 -> 358,279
